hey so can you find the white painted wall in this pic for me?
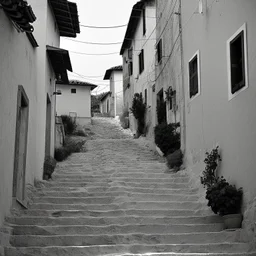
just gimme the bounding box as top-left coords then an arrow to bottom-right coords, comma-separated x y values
56,84 -> 92,124
110,71 -> 123,117
122,0 -> 156,137
181,0 -> 256,240
29,0 -> 60,178
0,10 -> 37,226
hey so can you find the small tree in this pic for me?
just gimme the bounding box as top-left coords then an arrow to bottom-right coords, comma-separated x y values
130,93 -> 146,135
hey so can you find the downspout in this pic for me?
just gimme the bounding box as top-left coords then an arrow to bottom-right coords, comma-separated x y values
179,0 -> 186,154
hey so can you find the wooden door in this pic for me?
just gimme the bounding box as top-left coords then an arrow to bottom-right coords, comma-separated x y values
13,86 -> 29,206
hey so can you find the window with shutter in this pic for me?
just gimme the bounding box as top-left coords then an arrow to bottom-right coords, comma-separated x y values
128,62 -> 133,76
227,23 -> 248,100
230,31 -> 245,94
139,49 -> 144,74
142,8 -> 146,35
189,54 -> 199,98
157,39 -> 162,63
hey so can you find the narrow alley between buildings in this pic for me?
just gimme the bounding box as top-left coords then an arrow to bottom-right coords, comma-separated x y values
0,118 -> 253,256
2,118 -> 253,256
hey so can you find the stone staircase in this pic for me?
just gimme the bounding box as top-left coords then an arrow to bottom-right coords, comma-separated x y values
2,138 -> 255,256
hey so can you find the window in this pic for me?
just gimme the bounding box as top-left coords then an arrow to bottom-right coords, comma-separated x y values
142,8 -> 146,35
128,48 -> 133,59
227,24 -> 248,100
157,39 -> 163,63
144,89 -> 147,105
71,88 -> 76,94
188,50 -> 200,99
128,61 -> 133,76
139,49 -> 144,74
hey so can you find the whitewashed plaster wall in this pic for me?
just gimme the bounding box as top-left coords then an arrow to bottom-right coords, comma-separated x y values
56,85 -> 92,123
0,11 -> 37,226
110,71 -> 123,117
128,1 -> 156,137
30,0 -> 60,179
181,0 -> 256,242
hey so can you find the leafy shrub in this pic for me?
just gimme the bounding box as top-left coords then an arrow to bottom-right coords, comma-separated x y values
61,115 -> 77,135
130,93 -> 146,135
54,140 -> 85,162
120,107 -> 129,129
200,146 -> 221,188
156,100 -> 167,124
73,129 -> 87,137
154,122 -> 180,156
206,177 -> 243,216
43,156 -> 57,180
166,149 -> 183,170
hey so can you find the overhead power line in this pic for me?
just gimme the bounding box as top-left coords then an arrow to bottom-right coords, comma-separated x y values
70,51 -> 119,56
65,38 -> 122,45
80,24 -> 127,29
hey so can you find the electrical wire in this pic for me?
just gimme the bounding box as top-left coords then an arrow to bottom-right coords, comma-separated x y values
64,38 -> 122,45
70,51 -> 120,56
80,24 -> 127,29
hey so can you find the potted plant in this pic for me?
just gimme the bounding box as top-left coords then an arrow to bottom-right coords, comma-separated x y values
200,146 -> 243,229
206,177 -> 243,229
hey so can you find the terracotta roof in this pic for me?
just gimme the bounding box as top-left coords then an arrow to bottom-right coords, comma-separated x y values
0,0 -> 36,33
99,91 -> 111,101
48,0 -> 80,37
57,80 -> 98,90
103,65 -> 123,80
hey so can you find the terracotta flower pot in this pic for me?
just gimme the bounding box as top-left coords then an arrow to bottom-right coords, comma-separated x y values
223,213 -> 243,229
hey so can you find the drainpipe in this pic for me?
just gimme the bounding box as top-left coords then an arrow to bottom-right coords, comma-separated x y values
179,0 -> 186,154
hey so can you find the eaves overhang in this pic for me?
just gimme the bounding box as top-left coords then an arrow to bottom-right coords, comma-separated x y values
48,0 -> 80,38
0,0 -> 36,33
57,80 -> 98,91
103,65 -> 123,80
46,45 -> 72,83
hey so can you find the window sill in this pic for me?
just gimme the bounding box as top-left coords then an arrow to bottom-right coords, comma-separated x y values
228,84 -> 248,101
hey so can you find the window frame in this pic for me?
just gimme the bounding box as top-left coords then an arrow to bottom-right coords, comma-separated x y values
142,8 -> 146,35
71,88 -> 76,94
227,23 -> 248,101
157,39 -> 163,63
139,49 -> 144,74
188,50 -> 201,101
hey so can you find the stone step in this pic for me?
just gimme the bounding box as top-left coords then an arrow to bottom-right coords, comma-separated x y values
4,243 -> 252,256
11,223 -> 224,235
36,181 -> 190,189
10,231 -> 243,247
38,186 -> 198,194
16,209 -> 210,217
28,201 -> 203,211
52,173 -> 189,181
6,215 -> 223,226
31,195 -> 201,205
35,191 -> 199,201
51,177 -> 190,184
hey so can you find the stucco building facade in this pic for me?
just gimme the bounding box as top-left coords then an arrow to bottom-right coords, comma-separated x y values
0,0 -> 79,231
180,0 -> 256,241
120,0 -> 156,137
103,66 -> 123,117
56,80 -> 97,125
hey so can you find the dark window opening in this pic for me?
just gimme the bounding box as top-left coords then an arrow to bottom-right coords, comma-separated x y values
128,62 -> 133,76
230,31 -> 245,94
142,8 -> 146,35
144,89 -> 147,105
157,39 -> 162,63
169,96 -> 173,110
71,88 -> 76,94
139,49 -> 144,74
189,55 -> 199,98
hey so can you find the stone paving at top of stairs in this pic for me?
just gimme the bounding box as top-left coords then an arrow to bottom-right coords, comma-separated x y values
4,118 -> 256,256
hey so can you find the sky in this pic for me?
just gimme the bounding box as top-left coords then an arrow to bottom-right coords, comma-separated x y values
60,0 -> 139,95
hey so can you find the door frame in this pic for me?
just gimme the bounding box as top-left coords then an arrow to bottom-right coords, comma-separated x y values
13,85 -> 29,207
